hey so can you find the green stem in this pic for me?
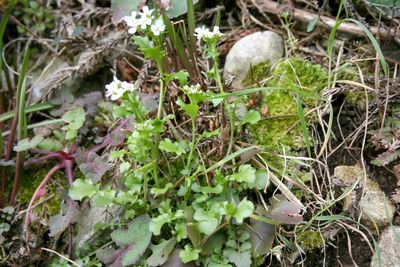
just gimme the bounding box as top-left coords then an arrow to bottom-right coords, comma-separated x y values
211,43 -> 236,157
153,62 -> 165,187
186,117 -> 196,169
212,44 -> 224,94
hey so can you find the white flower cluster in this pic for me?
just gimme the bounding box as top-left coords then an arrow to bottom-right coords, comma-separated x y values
135,120 -> 152,132
183,83 -> 201,95
105,76 -> 136,101
194,26 -> 223,41
122,6 -> 165,36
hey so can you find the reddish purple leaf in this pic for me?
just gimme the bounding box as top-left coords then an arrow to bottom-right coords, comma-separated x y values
97,215 -> 152,266
49,200 -> 79,237
76,151 -> 111,183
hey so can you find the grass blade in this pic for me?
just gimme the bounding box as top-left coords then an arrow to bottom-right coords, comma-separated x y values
296,95 -> 311,157
0,102 -> 54,122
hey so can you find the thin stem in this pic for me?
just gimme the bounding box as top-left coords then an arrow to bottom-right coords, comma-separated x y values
153,62 -> 165,187
156,64 -> 166,119
63,159 -> 74,187
24,163 -> 63,239
225,105 -> 235,157
9,151 -> 24,205
211,42 -> 236,157
186,117 -> 196,169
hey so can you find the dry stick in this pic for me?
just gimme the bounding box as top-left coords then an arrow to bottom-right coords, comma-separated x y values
234,144 -> 304,208
41,248 -> 81,267
254,0 -> 400,40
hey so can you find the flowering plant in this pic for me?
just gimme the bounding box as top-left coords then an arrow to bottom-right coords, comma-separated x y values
122,6 -> 165,36
68,4 -> 293,267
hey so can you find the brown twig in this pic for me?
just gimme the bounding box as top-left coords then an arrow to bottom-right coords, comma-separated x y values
254,0 -> 400,40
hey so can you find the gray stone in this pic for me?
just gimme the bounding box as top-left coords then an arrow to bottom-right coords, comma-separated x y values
333,165 -> 396,228
371,226 -> 400,267
223,31 -> 284,89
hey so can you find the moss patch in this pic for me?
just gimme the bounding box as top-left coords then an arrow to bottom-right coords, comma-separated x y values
247,58 -> 328,150
242,61 -> 272,86
297,230 -> 324,250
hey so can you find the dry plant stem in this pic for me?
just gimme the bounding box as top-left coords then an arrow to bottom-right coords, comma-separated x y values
255,0 -> 400,39
41,247 -> 81,267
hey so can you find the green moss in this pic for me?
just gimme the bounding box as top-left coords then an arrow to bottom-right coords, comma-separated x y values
297,230 -> 324,250
247,58 -> 328,150
243,61 -> 272,86
19,166 -> 67,216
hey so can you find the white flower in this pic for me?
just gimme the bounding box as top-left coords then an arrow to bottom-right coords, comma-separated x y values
194,25 -> 223,41
151,18 -> 165,36
121,81 -> 136,92
105,76 -> 125,101
136,120 -> 151,131
122,11 -> 138,27
194,26 -> 210,40
183,83 -> 201,95
211,26 -> 223,38
138,5 -> 154,29
140,5 -> 154,18
122,11 -> 140,34
105,77 -> 136,101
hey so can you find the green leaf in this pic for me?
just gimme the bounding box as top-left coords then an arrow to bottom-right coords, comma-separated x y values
62,106 -> 85,129
68,179 -> 97,201
176,99 -> 199,119
150,214 -> 172,235
223,249 -> 252,267
13,134 -> 44,152
133,36 -> 164,63
92,189 -> 116,207
174,221 -> 187,242
184,206 -> 201,247
229,165 -> 256,185
198,218 -> 219,236
307,17 -> 319,32
159,138 -> 187,156
242,110 -> 261,125
165,71 -> 189,86
147,238 -> 177,266
110,150 -> 126,159
254,170 -> 270,190
37,138 -> 63,151
200,184 -> 223,195
179,244 -> 200,263
234,198 -> 254,224
193,207 -> 219,235
151,183 -> 173,197
62,106 -> 86,141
